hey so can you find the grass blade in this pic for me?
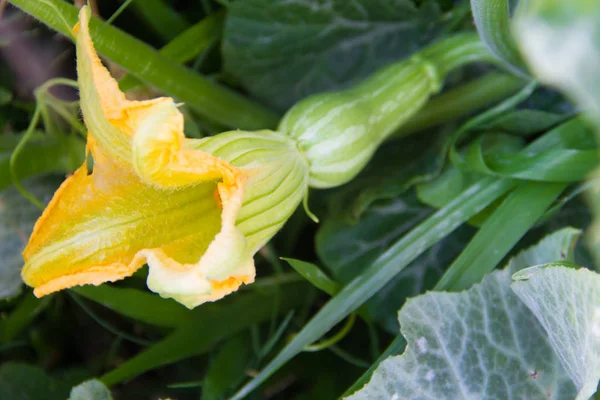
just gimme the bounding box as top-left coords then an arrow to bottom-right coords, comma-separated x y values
101,282 -> 307,385
230,177 -> 515,399
470,0 -> 527,76
435,181 -> 567,291
282,258 -> 341,296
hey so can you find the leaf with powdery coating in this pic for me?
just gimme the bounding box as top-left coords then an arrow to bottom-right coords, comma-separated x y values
69,380 -> 113,400
346,228 -> 580,399
512,265 -> 600,400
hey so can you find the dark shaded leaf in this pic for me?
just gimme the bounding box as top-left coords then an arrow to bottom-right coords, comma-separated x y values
325,131 -> 450,222
223,0 -> 442,110
317,192 -> 473,332
202,335 -> 252,400
0,178 -> 59,300
0,363 -> 72,400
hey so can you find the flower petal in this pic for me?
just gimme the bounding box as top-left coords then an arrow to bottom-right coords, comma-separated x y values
21,6 -> 311,309
22,6 -> 253,308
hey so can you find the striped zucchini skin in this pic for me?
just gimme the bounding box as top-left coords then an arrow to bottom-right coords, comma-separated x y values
278,57 -> 442,189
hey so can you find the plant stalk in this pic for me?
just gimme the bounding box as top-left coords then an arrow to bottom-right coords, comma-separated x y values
9,0 -> 279,130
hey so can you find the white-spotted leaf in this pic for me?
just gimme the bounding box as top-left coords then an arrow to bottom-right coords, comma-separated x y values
346,228 -> 580,399
512,265 -> 600,400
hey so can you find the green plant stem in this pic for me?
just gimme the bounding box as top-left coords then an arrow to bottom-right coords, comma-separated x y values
422,33 -> 497,77
394,73 -> 526,138
301,313 -> 356,352
9,105 -> 45,209
103,0 -> 134,27
9,0 -> 279,130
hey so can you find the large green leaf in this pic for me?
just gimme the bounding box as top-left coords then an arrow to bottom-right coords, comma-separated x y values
347,228 -> 580,399
0,178 -> 59,300
325,131 -> 450,221
512,265 -> 600,400
0,363 -> 73,400
222,0 -> 442,110
317,192 -> 473,332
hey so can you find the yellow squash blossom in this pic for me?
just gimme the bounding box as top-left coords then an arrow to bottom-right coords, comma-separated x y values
21,6 -> 309,309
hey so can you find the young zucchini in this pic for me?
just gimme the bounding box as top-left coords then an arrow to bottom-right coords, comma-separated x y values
279,34 -> 494,189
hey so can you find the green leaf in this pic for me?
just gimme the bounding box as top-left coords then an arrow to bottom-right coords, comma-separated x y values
69,380 -> 113,400
202,335 -> 252,400
101,281 -> 307,385
347,229 -> 580,399
128,0 -> 190,42
526,195 -> 594,268
72,285 -> 193,329
317,192 -> 473,332
344,335 -> 407,397
0,293 -> 51,343
512,265 -> 600,400
435,181 -> 567,291
419,117 -> 596,225
326,131 -> 450,221
478,109 -> 566,136
513,0 -> 600,124
451,119 -> 597,183
223,0 -> 442,110
0,133 -> 84,191
395,73 -> 526,138
0,178 -> 59,300
0,87 -> 11,106
0,363 -> 72,400
470,0 -> 527,76
118,11 -> 225,92
505,227 -> 581,270
282,258 -> 341,296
